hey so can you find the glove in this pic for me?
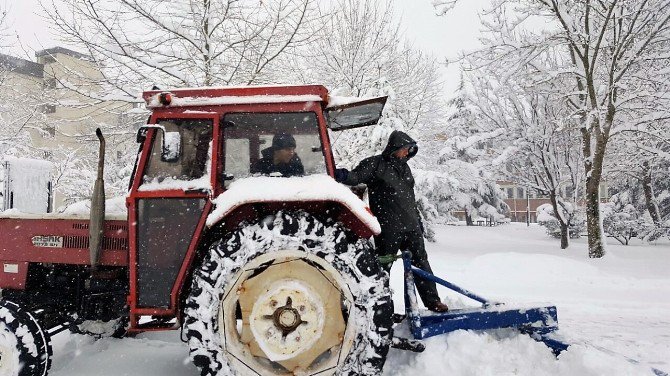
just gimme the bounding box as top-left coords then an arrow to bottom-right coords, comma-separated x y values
334,168 -> 349,183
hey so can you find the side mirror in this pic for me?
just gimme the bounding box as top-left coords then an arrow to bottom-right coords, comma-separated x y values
136,125 -> 181,162
161,131 -> 181,162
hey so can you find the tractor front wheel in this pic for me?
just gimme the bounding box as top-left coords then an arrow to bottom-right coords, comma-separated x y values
184,211 -> 393,376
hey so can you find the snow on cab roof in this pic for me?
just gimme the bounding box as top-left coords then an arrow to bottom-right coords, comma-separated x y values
143,85 -> 329,108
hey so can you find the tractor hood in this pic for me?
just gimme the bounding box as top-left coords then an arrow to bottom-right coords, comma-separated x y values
206,175 -> 381,236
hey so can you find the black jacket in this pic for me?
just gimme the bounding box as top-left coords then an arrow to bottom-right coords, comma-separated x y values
250,147 -> 305,177
342,131 -> 421,233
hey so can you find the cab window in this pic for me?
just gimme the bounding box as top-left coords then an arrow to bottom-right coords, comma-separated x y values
143,119 -> 213,184
222,112 -> 326,180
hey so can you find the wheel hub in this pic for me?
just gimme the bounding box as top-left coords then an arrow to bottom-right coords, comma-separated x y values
267,297 -> 306,336
246,279 -> 325,363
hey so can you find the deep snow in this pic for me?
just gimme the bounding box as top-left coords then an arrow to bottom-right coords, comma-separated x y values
47,223 -> 670,375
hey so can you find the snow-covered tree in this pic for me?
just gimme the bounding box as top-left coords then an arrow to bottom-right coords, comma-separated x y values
433,83 -> 508,226
457,54 -> 585,247
42,0 -> 319,95
537,203 -> 585,240
462,0 -> 670,258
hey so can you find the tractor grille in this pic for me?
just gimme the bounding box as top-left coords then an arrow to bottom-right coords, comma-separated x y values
107,224 -> 128,232
62,236 -> 128,250
71,223 -> 128,232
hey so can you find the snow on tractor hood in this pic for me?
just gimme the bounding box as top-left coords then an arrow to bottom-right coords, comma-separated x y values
0,196 -> 127,220
206,174 -> 381,234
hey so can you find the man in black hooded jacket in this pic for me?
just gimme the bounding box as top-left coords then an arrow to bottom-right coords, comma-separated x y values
335,130 -> 448,312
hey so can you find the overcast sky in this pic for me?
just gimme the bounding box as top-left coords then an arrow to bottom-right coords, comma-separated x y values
3,0 -> 489,97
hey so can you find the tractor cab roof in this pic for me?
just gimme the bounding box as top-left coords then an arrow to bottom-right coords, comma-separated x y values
142,85 -> 329,108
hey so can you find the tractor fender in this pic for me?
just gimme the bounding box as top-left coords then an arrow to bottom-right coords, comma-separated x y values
205,175 -> 381,238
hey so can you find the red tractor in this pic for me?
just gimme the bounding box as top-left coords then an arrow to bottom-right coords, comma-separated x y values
0,85 -> 393,376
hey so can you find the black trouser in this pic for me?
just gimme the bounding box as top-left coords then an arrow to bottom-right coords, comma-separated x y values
374,229 -> 441,307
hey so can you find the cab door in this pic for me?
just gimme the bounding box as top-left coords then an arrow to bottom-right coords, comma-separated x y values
128,112 -> 218,321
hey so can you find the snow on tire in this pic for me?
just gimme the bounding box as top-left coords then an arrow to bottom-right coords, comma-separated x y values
0,300 -> 52,376
184,210 -> 393,376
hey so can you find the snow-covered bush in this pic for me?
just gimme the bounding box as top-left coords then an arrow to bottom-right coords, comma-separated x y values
536,203 -> 584,239
602,191 -> 669,244
601,203 -> 647,245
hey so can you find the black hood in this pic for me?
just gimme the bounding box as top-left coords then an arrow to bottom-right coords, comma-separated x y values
382,130 -> 417,159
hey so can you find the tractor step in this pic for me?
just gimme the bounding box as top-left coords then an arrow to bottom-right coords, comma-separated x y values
391,337 -> 425,352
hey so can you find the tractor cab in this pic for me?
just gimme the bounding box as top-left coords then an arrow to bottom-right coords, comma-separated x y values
127,85 -> 387,325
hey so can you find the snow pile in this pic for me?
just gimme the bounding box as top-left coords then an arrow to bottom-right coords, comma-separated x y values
0,196 -> 127,220
139,175 -> 212,192
385,329 -> 652,376
206,175 -> 380,233
1,157 -> 53,214
58,196 -> 128,219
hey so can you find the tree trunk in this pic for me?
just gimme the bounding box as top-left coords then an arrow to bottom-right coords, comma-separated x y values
465,211 -> 474,226
585,183 -> 605,257
549,189 -> 569,249
580,103 -> 609,258
642,162 -> 661,224
559,222 -> 569,249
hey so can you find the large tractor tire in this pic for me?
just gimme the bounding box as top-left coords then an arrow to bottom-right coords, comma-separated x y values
184,211 -> 393,376
0,300 -> 52,376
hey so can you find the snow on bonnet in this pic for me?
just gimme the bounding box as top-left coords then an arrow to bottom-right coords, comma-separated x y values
206,174 -> 380,233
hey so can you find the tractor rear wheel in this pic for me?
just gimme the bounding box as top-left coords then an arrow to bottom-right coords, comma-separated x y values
184,211 -> 393,376
0,300 -> 52,376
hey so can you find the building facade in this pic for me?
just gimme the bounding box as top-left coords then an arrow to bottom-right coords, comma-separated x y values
1,47 -> 142,210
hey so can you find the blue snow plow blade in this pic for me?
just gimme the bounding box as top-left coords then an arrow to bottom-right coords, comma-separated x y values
401,252 -> 564,352
399,252 -> 667,376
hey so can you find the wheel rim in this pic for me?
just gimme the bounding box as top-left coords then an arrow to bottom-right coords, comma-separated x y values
219,251 -> 356,375
0,322 -> 19,375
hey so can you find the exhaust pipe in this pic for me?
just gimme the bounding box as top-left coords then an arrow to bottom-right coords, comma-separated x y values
89,128 -> 106,268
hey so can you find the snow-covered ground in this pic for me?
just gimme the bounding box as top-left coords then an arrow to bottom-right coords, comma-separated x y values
48,223 -> 670,375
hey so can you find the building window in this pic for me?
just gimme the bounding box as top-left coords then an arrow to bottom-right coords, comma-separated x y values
517,187 -> 524,199
507,188 -> 514,199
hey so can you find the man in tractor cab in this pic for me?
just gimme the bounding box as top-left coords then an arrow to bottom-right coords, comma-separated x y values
334,130 -> 449,313
250,133 -> 305,177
